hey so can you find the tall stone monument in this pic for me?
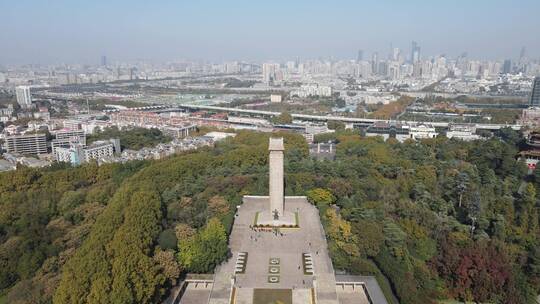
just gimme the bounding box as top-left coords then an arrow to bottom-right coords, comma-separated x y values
268,137 -> 285,217
248,137 -> 296,226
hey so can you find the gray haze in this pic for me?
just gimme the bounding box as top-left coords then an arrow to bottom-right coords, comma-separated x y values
1,0 -> 540,64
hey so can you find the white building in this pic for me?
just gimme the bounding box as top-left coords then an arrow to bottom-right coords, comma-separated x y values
291,84 -> 333,98
15,86 -> 32,108
33,107 -> 50,121
4,133 -> 47,155
446,125 -> 480,141
0,104 -> 14,121
270,94 -> 282,103
82,142 -> 115,162
303,124 -> 333,143
51,129 -> 87,157
80,120 -> 111,134
55,129 -> 86,141
305,124 -> 332,135
204,132 -> 236,141
63,120 -> 82,130
409,124 -> 437,140
519,107 -> 540,127
55,146 -> 83,164
55,139 -> 119,165
262,63 -> 281,84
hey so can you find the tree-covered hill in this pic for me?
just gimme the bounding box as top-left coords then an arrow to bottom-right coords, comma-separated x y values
87,126 -> 172,150
0,161 -> 148,303
1,128 -> 540,303
315,132 -> 535,304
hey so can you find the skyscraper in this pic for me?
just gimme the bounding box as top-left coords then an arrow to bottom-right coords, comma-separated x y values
371,52 -> 378,75
15,86 -> 32,108
357,49 -> 364,62
101,55 -> 107,66
392,48 -> 401,61
502,59 -> 512,74
531,77 -> 540,107
520,46 -> 527,61
411,41 -> 421,63
262,63 -> 280,84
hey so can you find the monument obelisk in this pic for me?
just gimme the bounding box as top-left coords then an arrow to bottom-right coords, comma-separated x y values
248,137 -> 295,226
268,137 -> 284,217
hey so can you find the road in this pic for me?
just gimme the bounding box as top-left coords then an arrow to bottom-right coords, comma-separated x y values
169,104 -> 522,131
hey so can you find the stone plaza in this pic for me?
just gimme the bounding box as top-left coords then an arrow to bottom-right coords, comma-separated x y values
209,196 -> 340,304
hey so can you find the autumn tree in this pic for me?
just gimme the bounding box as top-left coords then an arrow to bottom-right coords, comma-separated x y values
154,249 -> 181,285
306,188 -> 335,207
177,218 -> 228,273
208,195 -> 230,218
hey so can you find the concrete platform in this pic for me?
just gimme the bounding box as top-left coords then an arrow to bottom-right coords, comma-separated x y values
336,284 -> 370,304
335,275 -> 389,304
208,197 -> 339,304
174,197 -> 390,304
178,283 -> 212,304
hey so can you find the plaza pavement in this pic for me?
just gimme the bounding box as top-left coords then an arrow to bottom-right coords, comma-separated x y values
208,196 -> 340,304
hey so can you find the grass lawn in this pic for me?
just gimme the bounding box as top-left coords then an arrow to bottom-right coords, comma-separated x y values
253,289 -> 292,304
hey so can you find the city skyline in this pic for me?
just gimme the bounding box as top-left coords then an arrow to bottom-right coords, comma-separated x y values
1,0 -> 540,65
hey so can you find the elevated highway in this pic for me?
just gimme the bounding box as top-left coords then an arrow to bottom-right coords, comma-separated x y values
166,104 -> 522,131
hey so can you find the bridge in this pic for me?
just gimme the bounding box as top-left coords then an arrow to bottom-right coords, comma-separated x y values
164,104 -> 522,131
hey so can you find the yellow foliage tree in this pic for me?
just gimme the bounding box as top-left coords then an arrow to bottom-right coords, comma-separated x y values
324,209 -> 358,257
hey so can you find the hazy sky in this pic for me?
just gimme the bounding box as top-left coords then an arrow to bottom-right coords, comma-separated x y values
1,0 -> 540,65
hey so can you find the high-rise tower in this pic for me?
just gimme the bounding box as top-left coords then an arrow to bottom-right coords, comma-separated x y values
15,86 -> 32,108
531,77 -> 540,107
411,41 -> 421,63
503,59 -> 512,74
357,49 -> 364,62
371,52 -> 379,75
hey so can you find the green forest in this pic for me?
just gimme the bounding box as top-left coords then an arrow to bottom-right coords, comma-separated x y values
1,128 -> 540,303
87,126 -> 172,150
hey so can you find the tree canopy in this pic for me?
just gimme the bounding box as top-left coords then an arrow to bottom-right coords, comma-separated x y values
0,128 -> 539,304
272,112 -> 293,124
87,126 -> 171,150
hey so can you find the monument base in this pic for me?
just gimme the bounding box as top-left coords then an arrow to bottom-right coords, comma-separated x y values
256,210 -> 297,227
243,195 -> 307,228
